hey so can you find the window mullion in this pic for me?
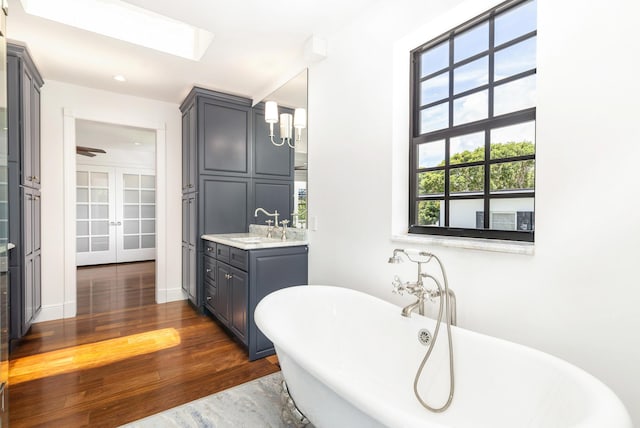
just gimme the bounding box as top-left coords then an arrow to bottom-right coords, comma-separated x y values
445,34 -> 454,227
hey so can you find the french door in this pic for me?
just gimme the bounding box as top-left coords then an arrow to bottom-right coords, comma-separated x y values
76,166 -> 156,266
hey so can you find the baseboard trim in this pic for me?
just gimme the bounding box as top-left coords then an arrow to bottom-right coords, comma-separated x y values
33,304 -> 66,323
166,287 -> 187,303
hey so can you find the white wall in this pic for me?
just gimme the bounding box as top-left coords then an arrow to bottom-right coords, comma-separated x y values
307,0 -> 640,423
39,80 -> 183,321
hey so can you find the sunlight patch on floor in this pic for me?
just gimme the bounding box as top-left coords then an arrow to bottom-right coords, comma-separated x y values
9,328 -> 181,384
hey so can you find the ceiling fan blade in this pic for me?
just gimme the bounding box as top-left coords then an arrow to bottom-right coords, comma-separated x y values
76,145 -> 106,153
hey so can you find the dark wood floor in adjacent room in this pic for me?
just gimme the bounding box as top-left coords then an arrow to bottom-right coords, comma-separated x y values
8,261 -> 280,427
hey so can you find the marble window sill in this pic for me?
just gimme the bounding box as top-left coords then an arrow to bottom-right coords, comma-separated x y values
391,233 -> 534,255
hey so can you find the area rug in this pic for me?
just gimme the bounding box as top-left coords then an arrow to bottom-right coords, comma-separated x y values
121,372 -> 291,427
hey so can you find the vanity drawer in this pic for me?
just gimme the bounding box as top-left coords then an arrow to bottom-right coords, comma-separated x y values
204,240 -> 217,256
215,244 -> 230,263
230,247 -> 248,271
203,255 -> 216,284
204,281 -> 217,312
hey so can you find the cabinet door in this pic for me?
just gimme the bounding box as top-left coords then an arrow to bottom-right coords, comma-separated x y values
181,105 -> 198,192
229,266 -> 248,344
200,100 -> 250,176
33,192 -> 41,252
202,177 -> 249,234
181,243 -> 189,295
188,196 -> 197,246
181,194 -> 197,304
249,246 -> 308,360
23,256 -> 33,333
253,179 -> 294,225
33,251 -> 41,318
23,190 -> 33,257
32,87 -> 41,189
215,262 -> 231,325
181,196 -> 189,245
22,67 -> 33,186
181,110 -> 190,192
188,247 -> 196,302
188,104 -> 197,190
253,106 -> 294,180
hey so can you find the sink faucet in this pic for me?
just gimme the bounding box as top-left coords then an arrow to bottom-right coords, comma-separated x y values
254,208 -> 280,235
279,219 -> 289,241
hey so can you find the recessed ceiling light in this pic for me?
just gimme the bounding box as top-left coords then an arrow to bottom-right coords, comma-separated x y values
20,0 -> 214,61
113,74 -> 126,82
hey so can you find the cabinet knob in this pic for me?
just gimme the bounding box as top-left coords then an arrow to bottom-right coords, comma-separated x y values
205,268 -> 212,273
33,176 -> 39,182
206,247 -> 213,252
206,296 -> 212,301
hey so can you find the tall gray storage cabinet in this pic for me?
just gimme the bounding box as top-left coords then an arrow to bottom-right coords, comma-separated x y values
7,43 -> 43,343
179,88 -> 296,310
180,88 -> 254,308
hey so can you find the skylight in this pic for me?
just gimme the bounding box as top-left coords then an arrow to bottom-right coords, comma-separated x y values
20,0 -> 214,61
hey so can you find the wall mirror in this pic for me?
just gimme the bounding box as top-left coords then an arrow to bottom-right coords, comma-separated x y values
262,69 -> 308,228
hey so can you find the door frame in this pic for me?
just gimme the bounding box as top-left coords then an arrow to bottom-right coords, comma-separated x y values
63,108 -> 168,318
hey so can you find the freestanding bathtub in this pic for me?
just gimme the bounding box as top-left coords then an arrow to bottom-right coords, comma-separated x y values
254,285 -> 632,428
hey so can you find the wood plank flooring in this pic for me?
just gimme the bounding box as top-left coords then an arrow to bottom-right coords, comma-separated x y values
8,262 -> 280,427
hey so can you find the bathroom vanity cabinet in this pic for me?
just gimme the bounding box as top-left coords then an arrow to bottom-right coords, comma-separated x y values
7,42 -> 44,344
202,239 -> 308,360
180,88 -> 296,309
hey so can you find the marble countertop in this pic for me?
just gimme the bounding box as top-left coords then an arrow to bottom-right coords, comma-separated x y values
202,232 -> 308,250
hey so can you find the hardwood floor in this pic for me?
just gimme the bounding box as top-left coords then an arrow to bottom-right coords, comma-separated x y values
76,261 -> 156,316
8,262 -> 280,427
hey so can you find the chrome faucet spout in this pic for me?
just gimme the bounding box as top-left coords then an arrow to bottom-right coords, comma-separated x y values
254,207 -> 280,230
401,299 -> 424,317
254,207 -> 272,217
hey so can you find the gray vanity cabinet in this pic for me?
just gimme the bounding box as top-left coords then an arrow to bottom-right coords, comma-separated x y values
180,88 -> 253,309
7,42 -> 43,343
203,240 -> 307,360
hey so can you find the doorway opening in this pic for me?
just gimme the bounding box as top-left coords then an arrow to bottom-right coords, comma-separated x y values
74,119 -> 156,311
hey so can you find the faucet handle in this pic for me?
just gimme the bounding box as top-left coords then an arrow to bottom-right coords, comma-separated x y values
280,219 -> 289,227
392,276 -> 405,295
265,219 -> 274,226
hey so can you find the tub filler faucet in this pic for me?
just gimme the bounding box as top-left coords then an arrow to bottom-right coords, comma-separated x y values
388,249 -> 456,325
388,248 -> 457,413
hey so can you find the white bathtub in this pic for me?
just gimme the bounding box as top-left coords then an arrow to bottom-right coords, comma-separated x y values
254,285 -> 631,428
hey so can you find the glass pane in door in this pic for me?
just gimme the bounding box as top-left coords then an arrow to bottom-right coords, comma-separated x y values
121,173 -> 155,253
76,171 -> 110,254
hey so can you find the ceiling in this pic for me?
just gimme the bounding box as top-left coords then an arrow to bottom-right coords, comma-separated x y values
6,0 -> 380,104
76,119 -> 156,152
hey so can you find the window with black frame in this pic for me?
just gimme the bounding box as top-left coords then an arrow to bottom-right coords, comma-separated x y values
409,0 -> 536,242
